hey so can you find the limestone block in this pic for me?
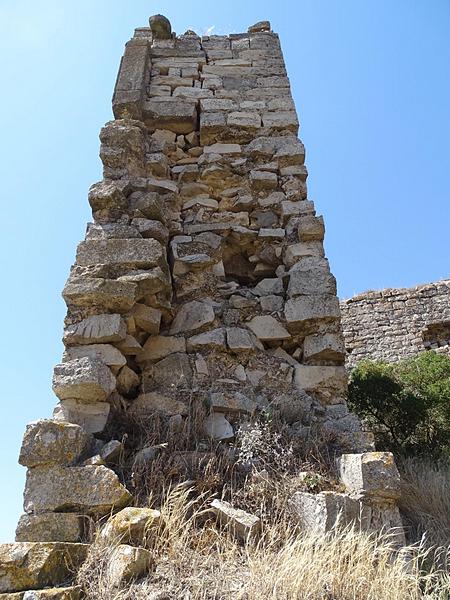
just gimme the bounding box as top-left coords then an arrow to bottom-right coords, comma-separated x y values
361,501 -> 405,547
172,86 -> 213,100
226,327 -> 258,352
258,228 -> 285,239
203,413 -> 234,440
294,365 -> 347,395
0,586 -> 83,599
146,152 -> 169,177
53,400 -> 110,434
187,328 -> 226,351
118,268 -> 170,299
63,314 -> 126,346
338,452 -> 401,500
106,545 -> 153,586
210,391 -> 256,414
284,295 -> 340,332
100,120 -> 147,179
253,278 -> 284,297
298,215 -> 325,242
100,440 -> 123,464
116,365 -> 140,396
130,303 -> 162,334
149,14 -> 172,39
200,99 -> 237,112
112,39 -> 149,120
0,543 -> 88,593
250,170 -> 278,191
303,333 -> 345,362
85,223 -> 141,241
199,112 -> 227,145
62,278 -> 137,313
128,392 -> 189,417
289,491 -> 364,533
146,353 -> 193,388
100,507 -> 161,545
63,344 -> 126,371
227,111 -> 261,130
211,500 -> 261,542
260,295 -> 284,312
283,242 -> 324,269
15,514 -> 84,543
138,335 -> 186,363
131,219 -> 169,243
52,357 -> 116,403
19,420 -> 92,468
23,465 -> 132,516
247,315 -> 291,341
88,181 -> 128,212
169,300 -> 215,334
262,111 -> 299,133
280,200 -> 315,222
287,257 -> 336,297
76,238 -> 164,269
203,143 -> 241,154
116,335 -> 142,356
143,99 -> 197,134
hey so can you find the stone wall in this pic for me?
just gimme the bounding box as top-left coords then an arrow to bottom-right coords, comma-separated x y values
340,279 -> 450,368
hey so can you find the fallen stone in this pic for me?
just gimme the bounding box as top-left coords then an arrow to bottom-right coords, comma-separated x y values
247,315 -> 291,341
23,465 -> 132,516
338,452 -> 401,501
52,357 -> 116,403
210,391 -> 256,414
289,491 -> 363,533
211,500 -> 261,542
100,507 -> 161,545
169,300 -> 215,334
146,353 -> 192,388
226,327 -> 257,352
15,514 -> 84,543
19,420 -> 92,468
203,413 -> 234,440
100,440 -> 123,464
187,328 -> 226,351
53,400 -> 110,434
107,544 -> 153,586
0,543 -> 88,593
63,314 -> 126,346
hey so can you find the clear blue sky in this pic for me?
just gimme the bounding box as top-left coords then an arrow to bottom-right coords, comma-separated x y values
0,0 -> 449,542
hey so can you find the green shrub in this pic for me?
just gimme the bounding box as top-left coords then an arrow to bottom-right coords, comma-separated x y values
347,351 -> 450,458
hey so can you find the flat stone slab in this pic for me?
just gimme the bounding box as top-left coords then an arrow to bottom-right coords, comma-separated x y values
0,586 -> 82,599
0,543 -> 88,593
211,500 -> 261,542
75,238 -> 165,269
63,314 -> 126,346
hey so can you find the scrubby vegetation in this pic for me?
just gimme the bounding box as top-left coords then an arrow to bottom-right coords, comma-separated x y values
347,351 -> 450,458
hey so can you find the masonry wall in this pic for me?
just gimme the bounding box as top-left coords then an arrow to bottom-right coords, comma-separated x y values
340,279 -> 450,368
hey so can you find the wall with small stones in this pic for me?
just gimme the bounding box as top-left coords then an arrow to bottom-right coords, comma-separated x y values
340,279 -> 450,368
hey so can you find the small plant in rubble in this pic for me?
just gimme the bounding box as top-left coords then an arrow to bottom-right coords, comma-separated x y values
235,415 -> 294,473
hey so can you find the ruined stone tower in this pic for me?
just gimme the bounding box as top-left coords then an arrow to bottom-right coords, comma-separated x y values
0,16 -> 405,597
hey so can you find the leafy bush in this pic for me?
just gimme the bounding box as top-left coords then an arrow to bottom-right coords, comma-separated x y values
347,351 -> 450,458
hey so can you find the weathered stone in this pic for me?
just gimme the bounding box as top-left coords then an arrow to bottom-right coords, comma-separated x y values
100,507 -> 161,545
138,335 -> 186,363
253,278 -> 284,297
283,241 -> 324,268
149,14 -> 172,39
88,180 -> 128,212
338,452 -> 401,500
63,344 -> 126,371
169,300 -> 215,334
210,391 -> 256,414
143,99 -> 197,134
248,21 -> 271,33
23,465 -> 132,516
53,400 -> 110,434
0,586 -> 83,599
131,219 -> 169,243
62,278 -> 137,313
298,215 -> 325,242
203,413 -> 234,440
15,513 -> 84,543
226,327 -> 257,352
116,335 -> 142,356
294,365 -> 347,395
128,392 -> 189,417
19,420 -> 92,468
146,353 -> 193,389
100,440 -> 123,464
0,543 -> 88,593
203,143 -> 241,155
288,257 -> 336,297
284,295 -> 340,332
52,357 -> 116,403
289,491 -> 364,533
76,238 -> 165,269
303,333 -> 345,362
211,500 -> 261,541
63,314 -> 126,346
116,365 -> 140,396
131,303 -> 162,334
250,170 -> 277,191
187,328 -> 226,351
247,315 -> 290,341
107,545 -> 153,586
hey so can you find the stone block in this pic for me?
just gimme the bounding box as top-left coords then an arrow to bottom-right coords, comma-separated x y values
226,327 -> 258,352
262,110 -> 299,133
338,452 -> 401,500
283,241 -> 324,268
131,303 -> 162,334
203,413 -> 234,440
53,400 -> 110,434
100,507 -> 161,545
143,99 -> 197,134
287,257 -> 336,297
128,392 -> 189,417
0,586 -> 83,599
169,300 -> 215,334
15,514 -> 84,543
199,111 -> 227,144
63,314 -> 126,346
294,365 -> 347,395
52,357 -> 116,403
19,420 -> 92,468
247,315 -> 291,341
88,180 -> 128,212
289,491 -> 364,533
145,353 -> 192,389
76,238 -> 165,269
250,170 -> 278,191
106,545 -> 153,586
210,391 -> 256,414
0,543 -> 88,593
284,295 -> 340,332
62,278 -> 137,313
138,335 -> 186,363
227,111 -> 261,130
23,465 -> 132,516
211,500 -> 261,542
303,333 -> 345,362
113,40 -> 149,120
298,215 -> 325,242
63,344 -> 126,371
187,328 -> 226,351
203,143 -> 241,154
116,365 -> 140,396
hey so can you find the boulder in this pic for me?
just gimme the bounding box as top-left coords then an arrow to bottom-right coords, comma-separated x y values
100,507 -> 161,545
338,452 -> 401,501
0,543 -> 88,593
63,314 -> 126,346
247,315 -> 291,341
15,513 -> 84,543
23,465 -> 132,516
53,400 -> 110,434
211,500 -> 261,542
19,420 -> 92,468
52,357 -> 116,403
169,301 -> 215,335
106,545 -> 153,586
